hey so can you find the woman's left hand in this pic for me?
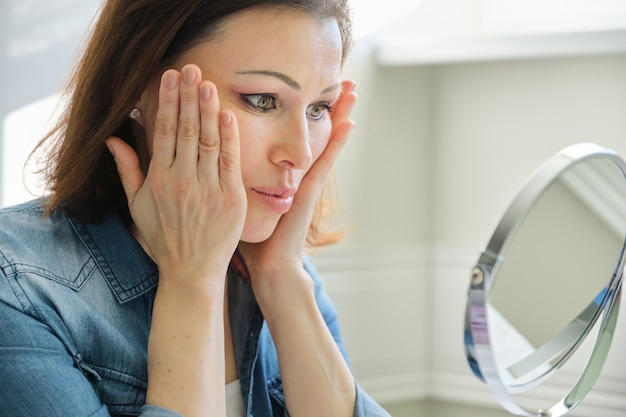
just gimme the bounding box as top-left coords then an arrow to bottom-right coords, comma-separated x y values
238,79 -> 357,304
237,80 -> 358,417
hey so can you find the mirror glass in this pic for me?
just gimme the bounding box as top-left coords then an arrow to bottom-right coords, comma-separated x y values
465,143 -> 625,416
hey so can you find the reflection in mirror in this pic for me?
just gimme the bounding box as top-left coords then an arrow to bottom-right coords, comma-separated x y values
491,158 -> 624,381
465,143 -> 625,417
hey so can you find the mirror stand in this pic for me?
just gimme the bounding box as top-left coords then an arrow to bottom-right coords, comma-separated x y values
464,143 -> 625,417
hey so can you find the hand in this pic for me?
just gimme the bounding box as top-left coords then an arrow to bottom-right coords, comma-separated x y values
106,64 -> 247,288
238,80 -> 357,297
236,81 -> 358,417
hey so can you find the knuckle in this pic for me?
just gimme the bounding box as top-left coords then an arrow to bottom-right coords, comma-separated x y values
200,100 -> 219,116
154,117 -> 176,138
147,175 -> 193,205
177,118 -> 198,139
179,88 -> 197,101
173,178 -> 191,200
198,138 -> 219,154
147,176 -> 167,197
220,153 -> 236,172
161,92 -> 178,105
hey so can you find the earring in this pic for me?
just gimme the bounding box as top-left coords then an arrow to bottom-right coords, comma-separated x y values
129,108 -> 141,119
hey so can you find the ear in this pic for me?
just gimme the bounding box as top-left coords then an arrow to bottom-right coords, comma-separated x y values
129,95 -> 145,127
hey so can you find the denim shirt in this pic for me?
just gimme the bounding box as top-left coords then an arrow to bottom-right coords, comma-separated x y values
0,199 -> 390,417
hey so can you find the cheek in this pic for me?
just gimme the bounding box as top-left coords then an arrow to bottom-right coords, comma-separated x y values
235,117 -> 262,184
310,126 -> 332,161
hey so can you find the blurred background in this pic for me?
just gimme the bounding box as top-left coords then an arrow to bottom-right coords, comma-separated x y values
1,1 -> 626,416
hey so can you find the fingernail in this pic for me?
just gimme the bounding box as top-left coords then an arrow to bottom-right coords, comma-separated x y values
182,66 -> 196,84
200,84 -> 211,101
221,111 -> 232,126
343,81 -> 356,93
163,71 -> 178,89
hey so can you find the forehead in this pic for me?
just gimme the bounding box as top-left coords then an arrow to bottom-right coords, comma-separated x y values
180,8 -> 343,86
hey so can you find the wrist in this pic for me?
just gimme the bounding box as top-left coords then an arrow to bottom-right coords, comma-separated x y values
251,267 -> 316,321
156,266 -> 229,294
147,279 -> 227,417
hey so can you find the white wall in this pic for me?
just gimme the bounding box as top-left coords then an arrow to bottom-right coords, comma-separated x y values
432,55 -> 626,247
313,10 -> 626,415
330,35 -> 436,245
0,1 -> 101,207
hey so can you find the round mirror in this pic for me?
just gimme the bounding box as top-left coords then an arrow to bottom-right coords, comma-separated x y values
464,143 -> 625,416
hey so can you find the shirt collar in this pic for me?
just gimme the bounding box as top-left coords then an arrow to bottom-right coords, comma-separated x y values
230,248 -> 251,285
69,214 -> 158,303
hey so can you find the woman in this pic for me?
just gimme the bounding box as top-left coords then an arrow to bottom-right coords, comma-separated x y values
0,0 -> 390,416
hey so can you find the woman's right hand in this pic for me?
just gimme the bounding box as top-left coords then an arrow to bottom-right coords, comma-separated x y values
106,64 -> 242,415
106,64 -> 247,287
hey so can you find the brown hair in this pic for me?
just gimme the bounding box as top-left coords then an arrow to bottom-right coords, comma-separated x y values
35,0 -> 353,247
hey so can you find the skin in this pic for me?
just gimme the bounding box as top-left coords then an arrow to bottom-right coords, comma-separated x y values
106,7 -> 357,417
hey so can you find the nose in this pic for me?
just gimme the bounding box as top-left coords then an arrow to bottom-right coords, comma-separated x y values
269,115 -> 313,169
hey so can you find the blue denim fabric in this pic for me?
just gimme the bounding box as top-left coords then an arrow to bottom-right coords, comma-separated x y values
0,199 -> 390,417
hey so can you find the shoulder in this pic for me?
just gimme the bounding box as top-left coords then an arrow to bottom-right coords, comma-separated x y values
0,199 -> 78,259
0,198 -> 48,229
0,198 -> 71,236
0,199 -> 96,285
0,198 -> 157,301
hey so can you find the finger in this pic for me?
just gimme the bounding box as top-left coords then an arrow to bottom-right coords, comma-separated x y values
174,64 -> 202,171
151,70 -> 180,169
259,118 -> 355,247
300,119 -> 355,201
277,119 -> 355,244
342,79 -> 356,95
197,81 -> 221,181
330,85 -> 357,137
289,90 -> 357,216
105,136 -> 145,204
217,110 -> 244,192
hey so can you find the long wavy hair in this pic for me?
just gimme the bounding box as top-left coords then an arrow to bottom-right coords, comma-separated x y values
33,0 -> 353,248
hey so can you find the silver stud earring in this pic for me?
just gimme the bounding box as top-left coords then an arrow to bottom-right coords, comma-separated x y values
129,108 -> 141,119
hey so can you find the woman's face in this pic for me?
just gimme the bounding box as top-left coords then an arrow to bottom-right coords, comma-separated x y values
140,8 -> 344,243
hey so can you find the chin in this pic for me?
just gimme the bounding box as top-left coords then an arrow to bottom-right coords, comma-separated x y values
239,220 -> 279,244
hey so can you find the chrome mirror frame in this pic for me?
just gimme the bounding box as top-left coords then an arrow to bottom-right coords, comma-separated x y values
464,143 -> 624,417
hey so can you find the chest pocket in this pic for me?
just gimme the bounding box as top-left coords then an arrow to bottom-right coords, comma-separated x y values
76,357 -> 148,416
267,373 -> 290,416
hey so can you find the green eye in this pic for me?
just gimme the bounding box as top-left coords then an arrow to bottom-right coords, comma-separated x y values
243,94 -> 277,112
307,103 -> 332,121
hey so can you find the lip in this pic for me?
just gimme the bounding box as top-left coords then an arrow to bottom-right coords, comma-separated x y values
251,186 -> 297,214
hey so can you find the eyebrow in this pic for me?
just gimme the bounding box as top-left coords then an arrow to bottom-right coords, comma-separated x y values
236,70 -> 340,94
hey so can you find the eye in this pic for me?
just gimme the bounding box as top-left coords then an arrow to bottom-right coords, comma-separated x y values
242,94 -> 277,112
307,102 -> 332,121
